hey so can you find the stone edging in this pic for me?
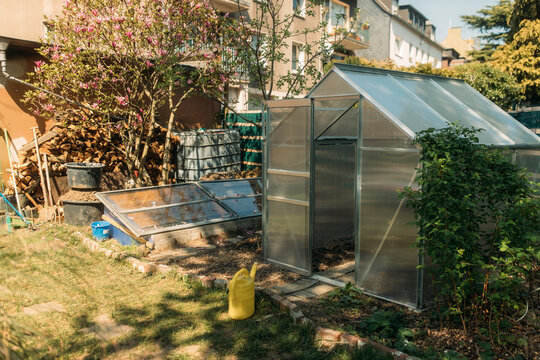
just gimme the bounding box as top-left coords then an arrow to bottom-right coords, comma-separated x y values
75,232 -> 419,360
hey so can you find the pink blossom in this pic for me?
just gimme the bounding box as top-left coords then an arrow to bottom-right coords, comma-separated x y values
145,60 -> 153,67
92,10 -> 98,16
91,102 -> 99,108
44,104 -> 55,111
125,30 -> 133,39
52,53 -> 60,61
116,96 -> 128,106
114,24 -> 121,30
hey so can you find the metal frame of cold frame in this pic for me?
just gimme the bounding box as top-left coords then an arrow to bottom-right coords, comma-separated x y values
95,178 -> 262,237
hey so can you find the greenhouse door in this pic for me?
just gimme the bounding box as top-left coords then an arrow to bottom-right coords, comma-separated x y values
264,99 -> 312,275
313,140 -> 356,267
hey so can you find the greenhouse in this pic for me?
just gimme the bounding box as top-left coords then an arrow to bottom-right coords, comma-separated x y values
262,64 -> 540,308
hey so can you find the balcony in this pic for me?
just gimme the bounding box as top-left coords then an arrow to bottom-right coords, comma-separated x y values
328,24 -> 369,51
324,0 -> 369,52
209,0 -> 250,13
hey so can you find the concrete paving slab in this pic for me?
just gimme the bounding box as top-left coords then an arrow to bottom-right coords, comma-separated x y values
286,294 -> 307,303
146,248 -> 199,262
305,283 -> 335,296
82,314 -> 133,341
289,290 -> 317,300
316,262 -> 355,279
272,278 -> 318,295
23,301 -> 66,315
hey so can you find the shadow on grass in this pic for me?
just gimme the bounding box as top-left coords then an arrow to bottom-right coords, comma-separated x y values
54,281 -> 391,360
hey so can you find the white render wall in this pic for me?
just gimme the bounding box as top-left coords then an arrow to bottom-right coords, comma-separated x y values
389,19 -> 442,68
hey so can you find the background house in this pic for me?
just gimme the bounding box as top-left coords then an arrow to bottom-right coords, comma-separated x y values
440,27 -> 479,67
354,0 -> 443,68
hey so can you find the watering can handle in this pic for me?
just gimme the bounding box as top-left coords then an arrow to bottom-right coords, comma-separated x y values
229,268 -> 249,300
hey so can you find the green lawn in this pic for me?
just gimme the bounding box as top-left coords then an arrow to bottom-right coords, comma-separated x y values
0,224 -> 391,359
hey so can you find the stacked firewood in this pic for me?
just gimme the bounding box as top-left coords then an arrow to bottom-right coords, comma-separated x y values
7,123 -> 177,203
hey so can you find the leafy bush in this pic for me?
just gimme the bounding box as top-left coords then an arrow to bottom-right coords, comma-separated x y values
401,124 -> 539,344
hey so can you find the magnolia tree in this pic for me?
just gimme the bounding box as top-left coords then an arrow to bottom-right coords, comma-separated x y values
25,0 -> 246,184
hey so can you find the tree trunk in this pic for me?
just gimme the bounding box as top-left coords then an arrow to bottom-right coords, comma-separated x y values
160,84 -> 190,183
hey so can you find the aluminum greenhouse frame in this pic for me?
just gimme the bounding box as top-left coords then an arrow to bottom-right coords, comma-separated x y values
262,64 -> 540,308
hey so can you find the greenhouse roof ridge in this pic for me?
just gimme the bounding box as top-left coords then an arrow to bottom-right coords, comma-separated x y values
332,63 -> 464,82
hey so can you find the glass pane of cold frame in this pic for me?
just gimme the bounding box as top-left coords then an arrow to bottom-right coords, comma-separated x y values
222,196 -> 262,216
266,200 -> 310,272
396,77 -> 513,146
124,201 -> 234,232
434,79 -> 540,146
101,184 -> 210,210
341,71 -> 449,133
358,149 -> 420,307
200,179 -> 262,199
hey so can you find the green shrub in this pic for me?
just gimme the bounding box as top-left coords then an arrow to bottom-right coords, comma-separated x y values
401,124 -> 539,343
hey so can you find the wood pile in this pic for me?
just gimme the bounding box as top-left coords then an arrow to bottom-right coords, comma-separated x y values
6,123 -> 177,205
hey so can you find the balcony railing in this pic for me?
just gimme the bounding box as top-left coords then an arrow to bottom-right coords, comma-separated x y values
209,0 -> 250,13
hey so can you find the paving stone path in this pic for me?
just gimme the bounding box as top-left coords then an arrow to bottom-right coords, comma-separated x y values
269,261 -> 355,302
82,314 -> 133,341
23,301 -> 66,315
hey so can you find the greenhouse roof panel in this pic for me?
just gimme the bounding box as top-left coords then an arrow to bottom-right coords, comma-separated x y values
324,64 -> 540,147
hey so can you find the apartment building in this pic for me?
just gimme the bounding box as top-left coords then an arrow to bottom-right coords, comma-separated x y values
441,27 -> 479,66
227,0 -> 369,111
355,0 -> 443,68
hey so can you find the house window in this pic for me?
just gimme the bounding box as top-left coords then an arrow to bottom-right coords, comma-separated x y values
409,46 -> 416,62
394,37 -> 403,58
416,50 -> 423,63
326,0 -> 349,32
292,43 -> 304,72
293,0 -> 305,16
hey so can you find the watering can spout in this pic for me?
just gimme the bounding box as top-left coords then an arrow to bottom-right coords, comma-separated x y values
250,262 -> 258,279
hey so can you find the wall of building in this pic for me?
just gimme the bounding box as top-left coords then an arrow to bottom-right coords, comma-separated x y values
0,0 -> 64,43
0,49 -> 54,184
390,19 -> 442,68
441,27 -> 476,60
355,0 -> 391,61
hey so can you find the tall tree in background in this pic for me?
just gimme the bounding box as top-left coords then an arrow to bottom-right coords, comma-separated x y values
509,0 -> 540,39
461,0 -> 513,61
492,20 -> 540,104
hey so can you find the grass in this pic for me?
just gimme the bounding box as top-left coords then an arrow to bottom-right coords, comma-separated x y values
0,224 -> 391,359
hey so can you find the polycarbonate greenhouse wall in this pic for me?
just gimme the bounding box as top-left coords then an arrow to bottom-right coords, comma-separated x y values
263,64 -> 540,308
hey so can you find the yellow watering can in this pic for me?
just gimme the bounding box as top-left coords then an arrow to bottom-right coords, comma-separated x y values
228,262 -> 258,320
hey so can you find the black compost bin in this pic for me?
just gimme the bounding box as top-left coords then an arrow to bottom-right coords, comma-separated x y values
65,162 -> 105,189
63,200 -> 104,226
